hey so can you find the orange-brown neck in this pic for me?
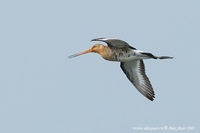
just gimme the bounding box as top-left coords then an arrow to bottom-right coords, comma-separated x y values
92,45 -> 114,61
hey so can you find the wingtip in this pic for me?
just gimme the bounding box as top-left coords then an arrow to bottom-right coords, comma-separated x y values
91,38 -> 96,42
149,96 -> 155,101
145,93 -> 155,101
91,37 -> 105,42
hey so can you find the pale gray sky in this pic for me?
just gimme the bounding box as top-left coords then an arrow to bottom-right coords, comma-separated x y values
0,0 -> 199,133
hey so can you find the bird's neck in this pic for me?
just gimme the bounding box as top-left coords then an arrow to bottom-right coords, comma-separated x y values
98,46 -> 114,61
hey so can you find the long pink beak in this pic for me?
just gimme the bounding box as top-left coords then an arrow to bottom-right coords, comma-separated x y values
68,49 -> 92,59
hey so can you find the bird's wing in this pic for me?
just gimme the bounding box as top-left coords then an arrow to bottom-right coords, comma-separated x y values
91,38 -> 136,49
120,60 -> 155,101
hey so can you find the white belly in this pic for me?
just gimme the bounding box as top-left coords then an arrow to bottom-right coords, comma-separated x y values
115,50 -> 151,62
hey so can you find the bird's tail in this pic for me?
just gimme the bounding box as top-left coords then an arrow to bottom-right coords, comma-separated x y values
141,52 -> 173,59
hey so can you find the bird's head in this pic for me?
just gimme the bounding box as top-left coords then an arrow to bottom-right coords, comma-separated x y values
68,44 -> 105,58
91,44 -> 105,53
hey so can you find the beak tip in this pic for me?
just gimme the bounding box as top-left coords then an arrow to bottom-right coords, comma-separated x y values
68,54 -> 77,59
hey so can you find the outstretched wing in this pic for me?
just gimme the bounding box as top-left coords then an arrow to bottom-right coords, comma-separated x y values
120,60 -> 155,101
91,38 -> 136,49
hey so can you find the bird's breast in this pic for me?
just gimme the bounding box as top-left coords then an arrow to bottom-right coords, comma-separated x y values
99,47 -> 146,62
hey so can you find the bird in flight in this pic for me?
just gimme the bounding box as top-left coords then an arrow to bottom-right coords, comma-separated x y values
69,38 -> 173,101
